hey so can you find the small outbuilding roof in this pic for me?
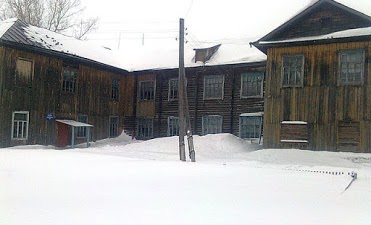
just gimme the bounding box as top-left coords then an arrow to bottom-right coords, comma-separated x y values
56,119 -> 93,127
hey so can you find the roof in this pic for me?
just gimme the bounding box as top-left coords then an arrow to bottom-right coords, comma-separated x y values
258,26 -> 371,46
56,120 -> 93,127
252,0 -> 371,52
0,19 -> 266,73
120,39 -> 267,72
0,18 -> 126,72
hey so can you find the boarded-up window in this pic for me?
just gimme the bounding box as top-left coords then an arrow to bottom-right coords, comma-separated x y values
16,58 -> 33,85
337,121 -> 360,151
282,55 -> 304,87
241,72 -> 264,98
280,121 -> 308,143
339,50 -> 365,85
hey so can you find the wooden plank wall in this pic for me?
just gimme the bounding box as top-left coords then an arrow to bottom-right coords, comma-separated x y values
0,46 -> 132,147
150,64 -> 265,139
264,41 -> 371,152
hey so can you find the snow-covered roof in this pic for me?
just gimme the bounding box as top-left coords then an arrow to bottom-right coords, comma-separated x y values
258,26 -> 371,45
0,18 -> 125,71
119,39 -> 267,72
0,18 -> 266,73
56,119 -> 93,127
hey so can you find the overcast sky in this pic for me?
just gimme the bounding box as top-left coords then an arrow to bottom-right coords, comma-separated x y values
80,0 -> 371,51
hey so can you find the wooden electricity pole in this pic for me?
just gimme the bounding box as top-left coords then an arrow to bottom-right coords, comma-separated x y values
178,18 -> 186,161
178,18 -> 195,162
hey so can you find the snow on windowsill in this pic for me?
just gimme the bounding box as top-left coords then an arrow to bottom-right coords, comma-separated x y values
281,121 -> 308,125
281,139 -> 308,143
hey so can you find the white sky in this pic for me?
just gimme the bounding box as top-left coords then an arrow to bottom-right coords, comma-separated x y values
80,0 -> 371,50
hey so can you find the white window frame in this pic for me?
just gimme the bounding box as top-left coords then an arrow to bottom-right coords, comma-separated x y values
203,75 -> 224,100
139,80 -> 155,101
240,72 -> 264,98
239,113 -> 263,139
282,55 -> 304,87
202,115 -> 223,135
167,116 -> 179,136
338,49 -> 365,85
11,111 -> 29,140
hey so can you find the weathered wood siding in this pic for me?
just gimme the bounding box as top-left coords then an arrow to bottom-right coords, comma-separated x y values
264,41 -> 371,152
274,2 -> 371,41
0,46 -> 131,147
149,63 -> 265,139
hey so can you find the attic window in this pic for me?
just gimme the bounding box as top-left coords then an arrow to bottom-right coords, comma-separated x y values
194,44 -> 221,63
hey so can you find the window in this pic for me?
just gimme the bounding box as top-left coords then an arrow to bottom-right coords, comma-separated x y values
62,67 -> 78,92
111,79 -> 119,100
110,116 -> 119,138
77,115 -> 88,138
12,111 -> 29,140
168,78 -> 179,101
138,118 -> 153,139
339,50 -> 365,85
16,58 -> 33,85
168,116 -> 179,136
202,115 -> 223,135
204,75 -> 224,99
139,81 -> 155,100
241,72 -> 264,98
239,115 -> 262,139
282,55 -> 304,87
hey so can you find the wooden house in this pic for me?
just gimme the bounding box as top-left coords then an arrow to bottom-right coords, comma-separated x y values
128,43 -> 267,140
253,0 -> 371,152
0,19 -> 134,147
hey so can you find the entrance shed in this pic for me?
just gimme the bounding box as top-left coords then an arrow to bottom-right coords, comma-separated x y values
56,119 -> 93,148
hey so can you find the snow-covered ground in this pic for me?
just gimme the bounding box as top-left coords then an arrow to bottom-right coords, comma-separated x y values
1,133 -> 371,225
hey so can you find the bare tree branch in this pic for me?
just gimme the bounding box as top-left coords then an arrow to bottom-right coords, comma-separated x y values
1,0 -> 98,39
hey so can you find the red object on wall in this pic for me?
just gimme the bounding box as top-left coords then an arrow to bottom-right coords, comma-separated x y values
57,122 -> 70,147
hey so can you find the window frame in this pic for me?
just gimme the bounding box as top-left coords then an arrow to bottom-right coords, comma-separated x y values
62,67 -> 78,93
203,75 -> 225,100
111,79 -> 120,100
168,78 -> 179,101
202,115 -> 223,135
109,116 -> 119,138
167,116 -> 179,136
338,49 -> 365,86
240,72 -> 264,98
239,114 -> 263,139
76,115 -> 88,138
281,54 -> 305,88
11,111 -> 29,141
139,80 -> 155,101
137,118 -> 154,139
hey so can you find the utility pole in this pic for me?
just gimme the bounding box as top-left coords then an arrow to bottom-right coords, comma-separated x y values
178,18 -> 186,161
178,18 -> 196,162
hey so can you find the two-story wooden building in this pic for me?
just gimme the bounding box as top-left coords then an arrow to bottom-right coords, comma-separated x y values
0,19 -> 135,147
253,0 -> 371,152
126,42 -> 267,141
